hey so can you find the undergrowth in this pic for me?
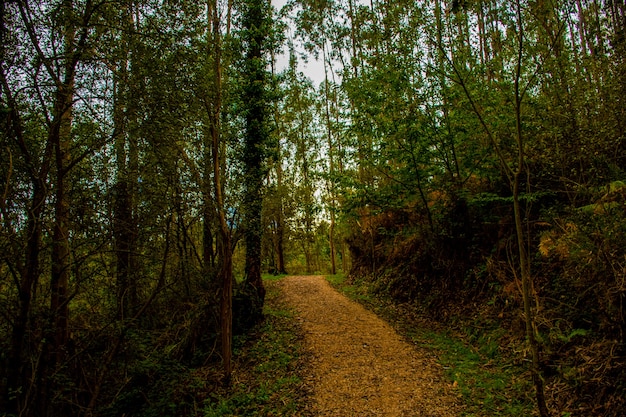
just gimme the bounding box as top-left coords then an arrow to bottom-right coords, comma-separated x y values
326,273 -> 535,417
103,275 -> 310,417
203,276 -> 311,416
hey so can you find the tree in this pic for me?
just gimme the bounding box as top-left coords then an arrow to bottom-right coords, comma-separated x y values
5,0 -> 97,413
265,44 -> 289,276
206,0 -> 234,383
241,0 -> 273,304
281,52 -> 322,274
112,0 -> 139,320
439,1 -> 550,413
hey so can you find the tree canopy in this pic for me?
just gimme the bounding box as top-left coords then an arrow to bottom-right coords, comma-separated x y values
1,0 -> 625,415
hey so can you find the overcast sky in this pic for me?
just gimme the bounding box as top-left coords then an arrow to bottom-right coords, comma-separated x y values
271,0 -> 327,86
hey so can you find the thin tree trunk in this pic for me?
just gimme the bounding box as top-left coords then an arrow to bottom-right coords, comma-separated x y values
113,52 -> 135,318
275,160 -> 287,275
49,0 -> 78,376
208,0 -> 233,382
45,0 -> 92,411
270,58 -> 288,276
202,0 -> 216,279
477,0 -> 487,68
322,42 -> 337,275
512,173 -> 549,417
113,1 -> 140,318
45,36 -> 76,417
1,63 -> 52,415
449,1 -> 550,413
347,0 -> 359,78
513,3 -> 549,414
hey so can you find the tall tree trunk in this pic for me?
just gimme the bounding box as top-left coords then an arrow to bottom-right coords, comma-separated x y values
512,3 -> 549,415
270,56 -> 288,276
323,42 -> 337,275
112,17 -> 139,318
1,3 -> 62,412
242,0 -> 270,302
43,7 -> 78,412
49,0 -> 78,376
274,153 -> 287,275
39,0 -> 92,411
202,0 -> 216,279
0,71 -> 53,415
207,0 -> 233,382
50,82 -> 73,367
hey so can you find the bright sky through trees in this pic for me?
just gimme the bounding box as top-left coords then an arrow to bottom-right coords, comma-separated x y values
2,0 -> 626,415
272,0 -> 327,85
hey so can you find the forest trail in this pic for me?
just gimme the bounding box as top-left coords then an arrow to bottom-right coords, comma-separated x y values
279,275 -> 462,417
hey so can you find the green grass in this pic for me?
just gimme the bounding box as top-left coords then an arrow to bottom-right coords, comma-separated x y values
325,273 -> 347,286
417,330 -> 534,416
325,273 -> 374,303
261,273 -> 288,282
202,277 -> 311,417
325,274 -> 535,417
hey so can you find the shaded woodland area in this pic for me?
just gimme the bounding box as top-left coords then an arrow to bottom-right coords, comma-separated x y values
1,0 -> 625,416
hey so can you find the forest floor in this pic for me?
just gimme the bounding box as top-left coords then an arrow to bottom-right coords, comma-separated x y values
278,275 -> 463,417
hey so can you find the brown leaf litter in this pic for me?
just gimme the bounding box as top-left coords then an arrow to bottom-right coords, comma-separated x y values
278,275 -> 463,417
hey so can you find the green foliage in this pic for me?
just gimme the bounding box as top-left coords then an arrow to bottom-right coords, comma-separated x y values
419,330 -> 534,417
329,277 -> 535,416
326,274 -> 374,303
535,201 -> 626,414
203,280 -> 311,417
3,0 -> 626,414
98,280 -> 309,417
325,273 -> 347,287
261,273 -> 288,282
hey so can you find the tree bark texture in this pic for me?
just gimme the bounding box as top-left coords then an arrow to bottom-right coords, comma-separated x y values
242,0 -> 270,302
207,0 -> 234,382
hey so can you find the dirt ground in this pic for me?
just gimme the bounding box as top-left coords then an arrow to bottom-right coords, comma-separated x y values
278,275 -> 463,417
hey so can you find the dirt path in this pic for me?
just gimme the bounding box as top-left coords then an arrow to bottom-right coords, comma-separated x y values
279,275 -> 462,417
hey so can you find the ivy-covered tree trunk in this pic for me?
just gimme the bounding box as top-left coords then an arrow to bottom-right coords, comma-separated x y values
242,0 -> 271,306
